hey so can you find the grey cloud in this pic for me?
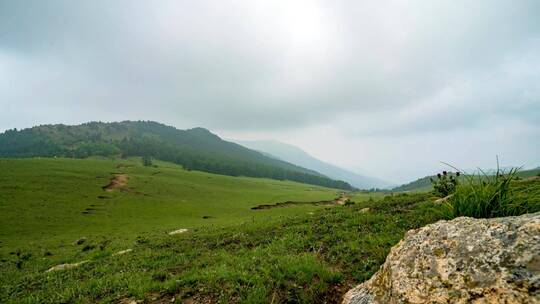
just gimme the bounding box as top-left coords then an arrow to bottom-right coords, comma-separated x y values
1,0 -> 539,181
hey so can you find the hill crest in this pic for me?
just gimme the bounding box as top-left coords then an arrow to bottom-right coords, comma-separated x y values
0,121 -> 353,190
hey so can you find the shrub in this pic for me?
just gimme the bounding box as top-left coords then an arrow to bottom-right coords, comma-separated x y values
142,155 -> 153,166
441,168 -> 529,219
430,171 -> 459,197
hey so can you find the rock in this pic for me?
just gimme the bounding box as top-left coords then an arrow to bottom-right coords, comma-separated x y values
168,228 -> 188,235
343,212 -> 540,304
359,207 -> 370,213
46,260 -> 89,272
73,237 -> 86,245
434,194 -> 453,204
113,248 -> 133,256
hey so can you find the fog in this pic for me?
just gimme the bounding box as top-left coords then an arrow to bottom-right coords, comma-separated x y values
1,0 -> 539,183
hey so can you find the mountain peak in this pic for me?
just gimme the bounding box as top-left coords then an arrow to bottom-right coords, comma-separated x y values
187,127 -> 212,134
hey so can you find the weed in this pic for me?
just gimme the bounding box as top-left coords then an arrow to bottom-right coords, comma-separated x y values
430,171 -> 459,197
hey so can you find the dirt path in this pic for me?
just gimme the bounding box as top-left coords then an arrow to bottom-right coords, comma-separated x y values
251,193 -> 350,210
102,174 -> 128,192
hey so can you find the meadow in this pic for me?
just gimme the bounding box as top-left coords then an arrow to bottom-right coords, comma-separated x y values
1,158 -> 539,303
0,158 -> 344,254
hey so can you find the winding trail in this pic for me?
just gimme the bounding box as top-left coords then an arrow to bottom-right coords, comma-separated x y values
102,173 -> 129,192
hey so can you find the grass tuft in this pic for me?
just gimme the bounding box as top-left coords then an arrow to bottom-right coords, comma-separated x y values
441,167 -> 540,219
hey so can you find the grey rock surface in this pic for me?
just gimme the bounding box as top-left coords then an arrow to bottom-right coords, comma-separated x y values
343,212 -> 540,304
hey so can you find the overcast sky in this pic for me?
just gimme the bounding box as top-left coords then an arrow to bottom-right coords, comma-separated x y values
1,0 -> 539,183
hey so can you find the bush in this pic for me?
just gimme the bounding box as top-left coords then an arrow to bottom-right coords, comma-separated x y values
430,171 -> 459,197
142,155 -> 153,166
441,168 -> 529,219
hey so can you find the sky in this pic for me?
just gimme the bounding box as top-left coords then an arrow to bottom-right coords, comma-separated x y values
1,0 -> 539,183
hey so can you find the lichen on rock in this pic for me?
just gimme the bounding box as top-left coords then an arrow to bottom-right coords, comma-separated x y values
343,212 -> 540,304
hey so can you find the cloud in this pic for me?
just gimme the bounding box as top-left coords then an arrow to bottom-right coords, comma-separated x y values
1,0 -> 539,181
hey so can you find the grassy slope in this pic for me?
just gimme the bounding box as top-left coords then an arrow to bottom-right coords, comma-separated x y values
1,190 -> 445,303
0,158 -> 338,253
1,159 -> 539,303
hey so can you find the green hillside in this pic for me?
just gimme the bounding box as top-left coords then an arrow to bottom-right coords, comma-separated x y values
1,158 -> 539,303
0,157 -> 442,303
0,121 -> 352,190
0,157 -> 339,252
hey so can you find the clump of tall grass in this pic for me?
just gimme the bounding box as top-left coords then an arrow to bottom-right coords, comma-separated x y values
441,166 -> 530,219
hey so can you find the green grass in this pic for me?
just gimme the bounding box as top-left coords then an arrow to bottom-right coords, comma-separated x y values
442,169 -> 540,219
392,167 -> 540,193
0,157 -> 339,254
1,158 -> 539,303
1,189 -> 444,303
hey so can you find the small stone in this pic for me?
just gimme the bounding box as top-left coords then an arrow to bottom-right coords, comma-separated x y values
113,249 -> 133,256
168,229 -> 188,235
359,208 -> 370,213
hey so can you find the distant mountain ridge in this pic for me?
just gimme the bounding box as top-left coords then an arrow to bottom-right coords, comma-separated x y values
0,121 -> 353,190
237,140 -> 394,189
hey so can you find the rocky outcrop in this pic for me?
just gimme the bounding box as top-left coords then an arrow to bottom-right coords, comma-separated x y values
343,212 -> 540,304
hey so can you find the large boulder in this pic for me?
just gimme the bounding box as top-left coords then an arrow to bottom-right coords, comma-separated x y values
343,212 -> 540,304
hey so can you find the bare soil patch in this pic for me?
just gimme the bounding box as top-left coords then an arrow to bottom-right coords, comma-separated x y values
251,193 -> 349,210
102,173 -> 128,192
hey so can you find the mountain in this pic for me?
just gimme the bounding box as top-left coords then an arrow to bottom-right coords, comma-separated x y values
391,176 -> 434,192
237,140 -> 394,189
0,121 -> 353,190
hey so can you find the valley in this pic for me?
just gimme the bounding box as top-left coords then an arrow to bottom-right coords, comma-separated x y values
2,2 -> 539,302
1,127 -> 539,303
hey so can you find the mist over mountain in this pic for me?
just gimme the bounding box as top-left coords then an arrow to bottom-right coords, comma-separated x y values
237,140 -> 394,189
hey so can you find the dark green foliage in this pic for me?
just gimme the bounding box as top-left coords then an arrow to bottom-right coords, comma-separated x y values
142,155 -> 153,167
430,171 -> 459,197
441,168 -> 540,218
81,245 -> 96,252
13,250 -> 31,270
0,121 -> 352,190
